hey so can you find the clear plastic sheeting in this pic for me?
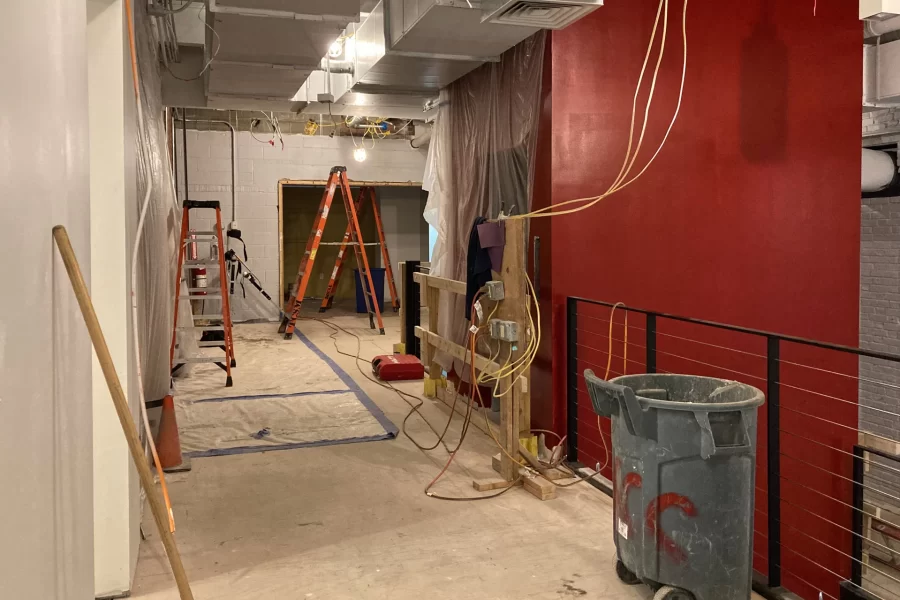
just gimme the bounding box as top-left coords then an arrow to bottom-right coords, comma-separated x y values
135,2 -> 196,400
429,32 -> 546,374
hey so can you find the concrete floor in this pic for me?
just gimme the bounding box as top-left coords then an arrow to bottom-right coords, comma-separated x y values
131,312 -> 762,600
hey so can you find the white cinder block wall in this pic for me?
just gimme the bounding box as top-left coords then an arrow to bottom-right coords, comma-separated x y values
175,130 -> 427,321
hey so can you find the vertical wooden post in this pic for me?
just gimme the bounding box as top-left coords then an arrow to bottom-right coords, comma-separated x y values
425,285 -> 442,395
496,218 -> 527,481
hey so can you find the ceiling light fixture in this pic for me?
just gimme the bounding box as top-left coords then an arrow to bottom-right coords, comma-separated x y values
328,40 -> 344,59
354,147 -> 367,162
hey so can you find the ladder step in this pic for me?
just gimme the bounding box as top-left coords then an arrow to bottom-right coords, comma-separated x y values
188,231 -> 217,236
184,260 -> 220,268
187,287 -> 213,293
192,314 -> 224,320
177,325 -> 224,331
173,356 -> 224,365
180,293 -> 222,300
183,237 -> 217,244
198,340 -> 227,347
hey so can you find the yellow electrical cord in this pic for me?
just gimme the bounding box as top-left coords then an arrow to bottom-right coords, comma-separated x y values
511,0 -> 688,221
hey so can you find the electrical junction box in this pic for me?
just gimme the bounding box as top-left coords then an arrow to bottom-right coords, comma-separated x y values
490,319 -> 519,342
861,0 -> 900,19
485,280 -> 505,301
317,92 -> 335,103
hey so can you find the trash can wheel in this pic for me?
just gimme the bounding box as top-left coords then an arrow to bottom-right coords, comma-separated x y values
653,586 -> 695,600
615,559 -> 641,586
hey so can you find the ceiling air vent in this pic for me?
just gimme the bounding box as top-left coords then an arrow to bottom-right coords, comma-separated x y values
482,0 -> 602,30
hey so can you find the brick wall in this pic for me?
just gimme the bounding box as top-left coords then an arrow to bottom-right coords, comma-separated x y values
861,111 -> 900,509
175,129 -> 427,321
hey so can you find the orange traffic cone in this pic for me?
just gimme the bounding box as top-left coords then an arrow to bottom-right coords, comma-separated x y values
156,394 -> 190,472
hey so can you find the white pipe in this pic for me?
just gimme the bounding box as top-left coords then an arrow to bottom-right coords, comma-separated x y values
866,15 -> 900,38
863,148 -> 896,192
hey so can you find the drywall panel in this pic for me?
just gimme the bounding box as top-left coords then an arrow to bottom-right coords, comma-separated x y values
88,0 -> 141,595
0,0 -> 94,598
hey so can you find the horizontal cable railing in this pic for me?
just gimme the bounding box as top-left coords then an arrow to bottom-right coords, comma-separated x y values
566,297 -> 900,600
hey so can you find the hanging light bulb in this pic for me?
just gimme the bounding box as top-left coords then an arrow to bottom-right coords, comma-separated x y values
354,147 -> 367,162
328,39 -> 344,59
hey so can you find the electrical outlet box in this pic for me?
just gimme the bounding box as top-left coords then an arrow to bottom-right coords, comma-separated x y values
317,92 -> 335,103
490,319 -> 519,342
485,280 -> 505,301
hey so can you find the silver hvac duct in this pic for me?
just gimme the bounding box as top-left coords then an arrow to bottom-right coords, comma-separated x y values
862,148 -> 897,192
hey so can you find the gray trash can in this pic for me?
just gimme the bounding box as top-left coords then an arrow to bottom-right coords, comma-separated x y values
584,371 -> 765,600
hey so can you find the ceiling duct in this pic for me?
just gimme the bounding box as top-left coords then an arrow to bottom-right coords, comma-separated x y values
185,0 -> 359,110
481,0 -> 602,29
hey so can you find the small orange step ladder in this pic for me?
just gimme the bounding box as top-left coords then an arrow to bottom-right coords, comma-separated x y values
170,200 -> 236,387
279,167 -> 387,339
319,185 -> 400,314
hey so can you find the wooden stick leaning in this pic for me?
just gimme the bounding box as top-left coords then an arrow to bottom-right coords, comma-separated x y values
52,226 -> 194,600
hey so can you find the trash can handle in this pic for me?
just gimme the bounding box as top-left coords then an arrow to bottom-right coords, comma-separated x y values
583,370 -> 644,437
695,410 -> 753,459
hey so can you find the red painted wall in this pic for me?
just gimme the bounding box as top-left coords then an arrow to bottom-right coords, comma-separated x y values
532,1 -> 862,598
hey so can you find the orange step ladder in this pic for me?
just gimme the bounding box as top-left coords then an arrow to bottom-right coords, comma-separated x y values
319,185 -> 400,314
279,167 -> 386,339
170,200 -> 236,387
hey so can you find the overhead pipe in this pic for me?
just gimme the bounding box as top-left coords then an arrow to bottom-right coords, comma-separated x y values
862,148 -> 897,193
866,15 -> 900,38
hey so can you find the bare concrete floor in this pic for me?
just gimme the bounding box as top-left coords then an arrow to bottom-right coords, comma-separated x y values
131,313 -> 763,600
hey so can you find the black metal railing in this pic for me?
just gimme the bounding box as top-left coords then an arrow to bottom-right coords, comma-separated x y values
566,296 -> 900,600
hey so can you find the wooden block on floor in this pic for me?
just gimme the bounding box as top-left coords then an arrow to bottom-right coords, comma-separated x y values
393,342 -> 406,354
492,453 -> 501,474
541,467 -> 569,481
473,478 -> 519,492
522,473 -> 556,501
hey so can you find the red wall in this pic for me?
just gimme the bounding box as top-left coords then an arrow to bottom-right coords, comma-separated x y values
532,1 -> 862,598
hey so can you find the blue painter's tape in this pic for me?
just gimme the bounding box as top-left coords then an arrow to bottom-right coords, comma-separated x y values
192,388 -> 350,404
292,328 -> 399,437
184,432 -> 395,458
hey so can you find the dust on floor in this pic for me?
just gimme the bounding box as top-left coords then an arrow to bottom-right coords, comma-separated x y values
132,313 -> 765,600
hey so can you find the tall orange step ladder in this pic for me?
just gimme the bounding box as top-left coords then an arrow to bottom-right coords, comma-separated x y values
170,200 -> 236,387
279,166 -> 386,339
319,185 -> 400,314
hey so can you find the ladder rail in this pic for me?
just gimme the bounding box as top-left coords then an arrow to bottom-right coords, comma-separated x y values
340,173 -> 385,334
319,187 -> 368,312
280,170 -> 340,339
368,187 -> 400,312
281,183 -> 332,320
214,207 -> 236,382
170,200 -> 237,387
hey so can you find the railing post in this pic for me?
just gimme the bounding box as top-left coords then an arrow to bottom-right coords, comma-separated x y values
766,335 -> 782,589
851,445 -> 865,587
567,297 -> 578,463
404,261 -> 421,358
646,314 -> 657,373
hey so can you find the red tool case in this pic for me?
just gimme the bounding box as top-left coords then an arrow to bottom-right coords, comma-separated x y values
372,354 -> 424,381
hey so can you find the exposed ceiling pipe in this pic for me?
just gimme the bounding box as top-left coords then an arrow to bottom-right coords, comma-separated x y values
866,15 -> 900,38
862,148 -> 897,192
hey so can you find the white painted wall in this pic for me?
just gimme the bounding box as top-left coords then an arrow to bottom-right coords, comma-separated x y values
88,0 -> 141,595
0,0 -> 94,598
175,131 -> 427,320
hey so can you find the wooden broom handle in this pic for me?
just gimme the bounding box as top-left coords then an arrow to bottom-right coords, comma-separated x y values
52,226 -> 194,600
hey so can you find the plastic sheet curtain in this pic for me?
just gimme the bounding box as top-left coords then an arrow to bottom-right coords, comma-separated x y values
428,32 -> 546,375
135,2 -> 187,401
